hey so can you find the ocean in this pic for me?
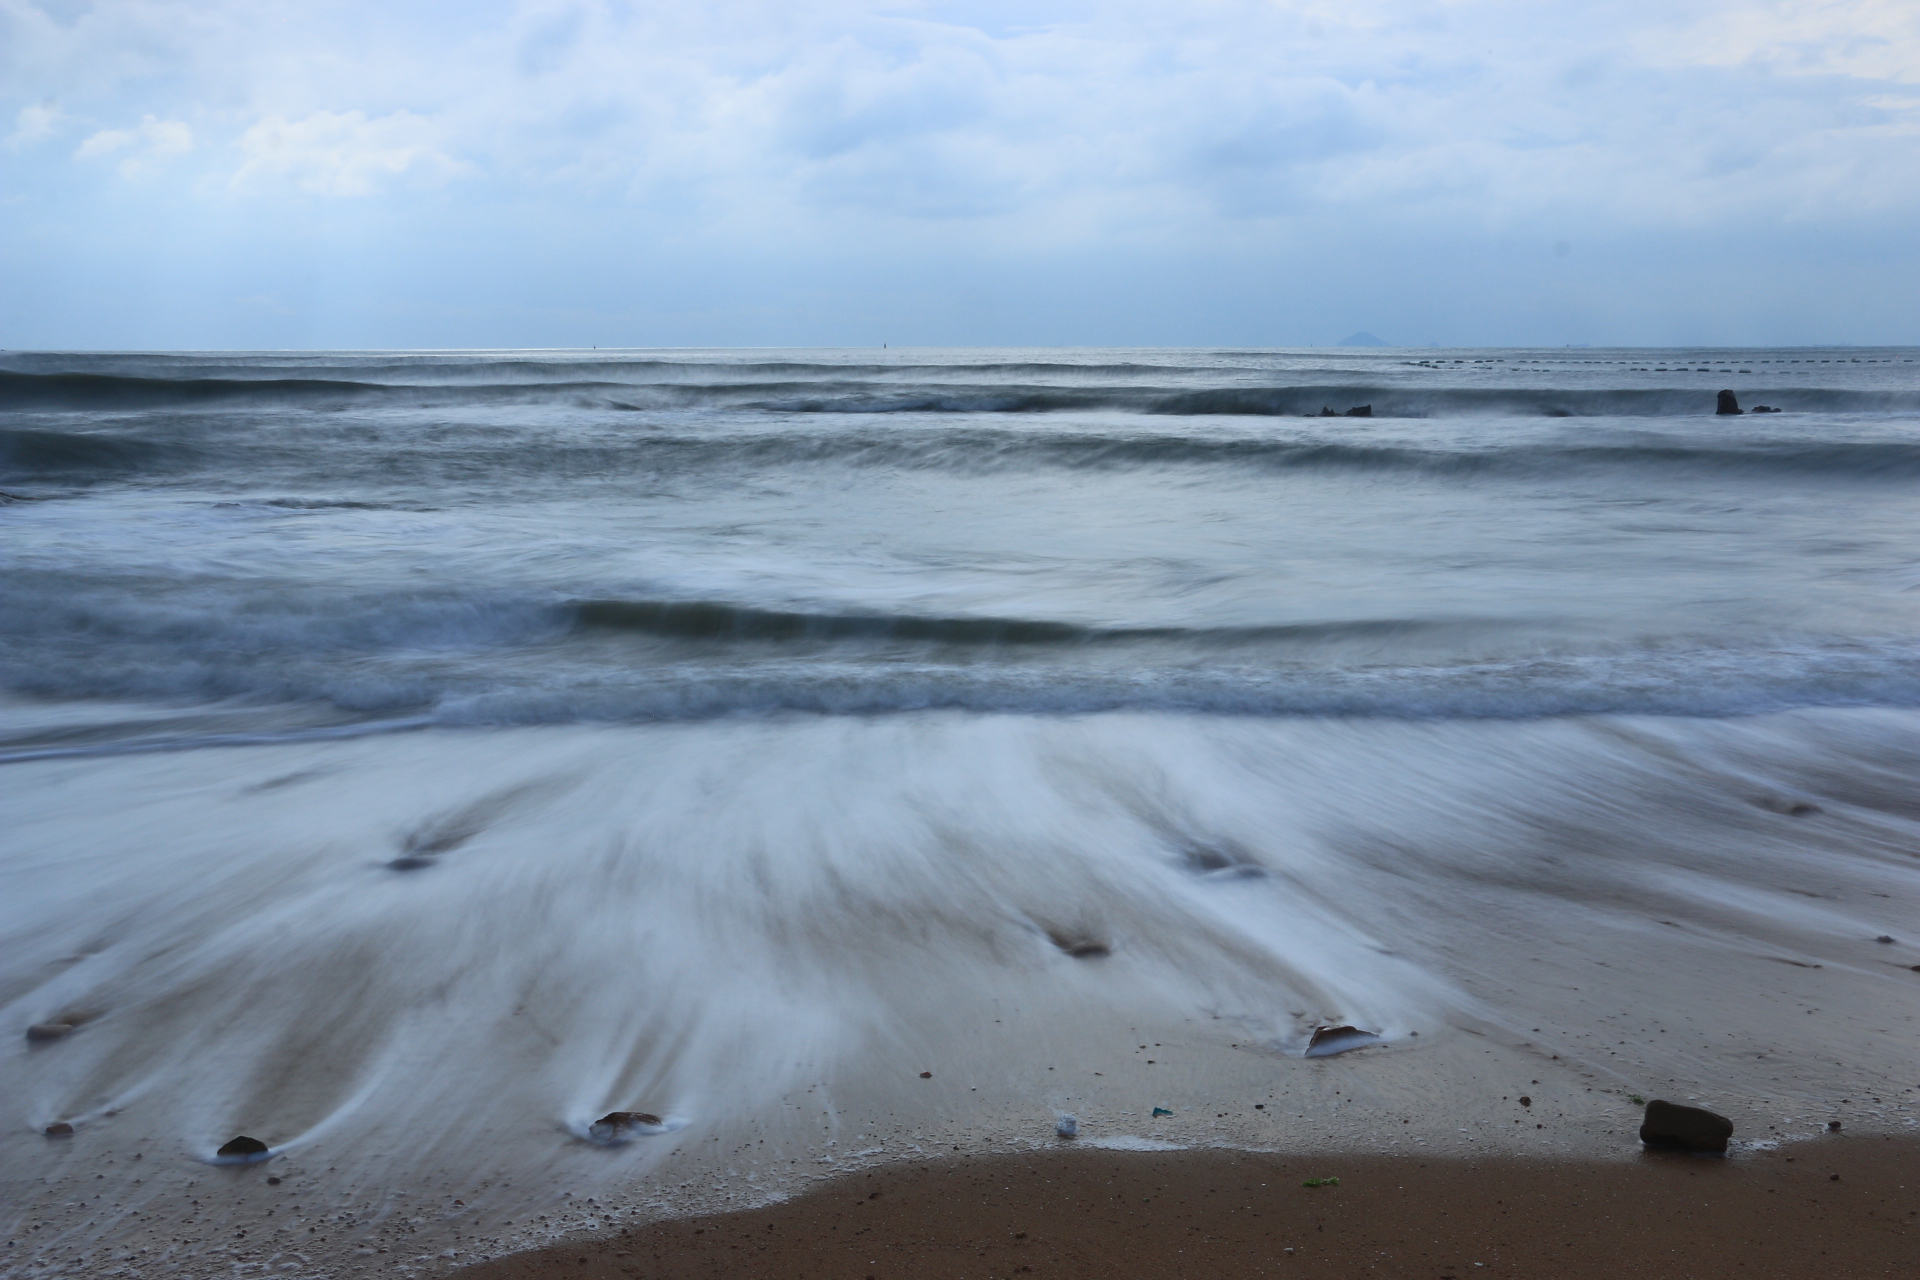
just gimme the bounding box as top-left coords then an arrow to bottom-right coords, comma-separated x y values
4,347 -> 1918,1273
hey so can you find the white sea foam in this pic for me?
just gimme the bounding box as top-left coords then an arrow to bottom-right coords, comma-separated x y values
5,706 -> 1917,1272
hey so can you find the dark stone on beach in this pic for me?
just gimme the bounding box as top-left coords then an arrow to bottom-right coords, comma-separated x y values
589,1111 -> 661,1141
217,1136 -> 270,1158
1875,935 -> 1895,944
1519,1096 -> 1531,1107
1305,1025 -> 1381,1058
1828,1120 -> 1842,1130
45,1121 -> 74,1137
1639,1100 -> 1732,1153
1344,405 -> 1373,417
387,855 -> 436,871
920,1071 -> 933,1078
26,1023 -> 74,1042
1046,929 -> 1110,958
1716,390 -> 1743,415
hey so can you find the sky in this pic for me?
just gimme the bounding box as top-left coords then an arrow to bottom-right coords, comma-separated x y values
3,0 -> 1918,349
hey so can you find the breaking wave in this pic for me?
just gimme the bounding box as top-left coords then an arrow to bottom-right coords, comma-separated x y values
6,368 -> 1917,419
9,422 -> 1920,484
3,581 -> 1919,744
568,598 -> 1445,646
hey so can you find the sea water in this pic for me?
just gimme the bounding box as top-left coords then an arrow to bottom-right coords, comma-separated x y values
4,347 -> 1918,1271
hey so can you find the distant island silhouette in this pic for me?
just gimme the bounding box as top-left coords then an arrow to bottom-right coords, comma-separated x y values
1339,331 -> 1388,347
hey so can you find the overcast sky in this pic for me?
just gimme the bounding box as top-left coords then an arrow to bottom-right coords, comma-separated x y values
3,0 -> 1917,348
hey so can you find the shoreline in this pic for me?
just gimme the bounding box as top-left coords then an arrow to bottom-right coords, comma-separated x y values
458,1136 -> 1920,1279
7,707 -> 1918,1277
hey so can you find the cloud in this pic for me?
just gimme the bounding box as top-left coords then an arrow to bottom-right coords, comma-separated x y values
73,113 -> 192,177
233,110 -> 467,196
5,99 -> 61,149
7,1 -> 1917,226
3,1 -> 1917,344
1649,0 -> 1920,83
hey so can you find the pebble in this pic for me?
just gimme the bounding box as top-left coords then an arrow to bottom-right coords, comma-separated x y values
1305,1025 -> 1381,1058
588,1112 -> 662,1142
25,1023 -> 74,1043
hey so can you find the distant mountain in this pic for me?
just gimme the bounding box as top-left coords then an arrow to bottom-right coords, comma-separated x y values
1338,331 -> 1388,347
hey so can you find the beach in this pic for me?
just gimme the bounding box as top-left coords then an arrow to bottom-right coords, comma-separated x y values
460,1139 -> 1920,1279
3,347 -> 1918,1277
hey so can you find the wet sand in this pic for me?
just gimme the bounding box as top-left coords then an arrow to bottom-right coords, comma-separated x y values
459,1136 -> 1919,1280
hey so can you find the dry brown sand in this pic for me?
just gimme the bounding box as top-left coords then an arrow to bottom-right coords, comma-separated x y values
458,1135 -> 1918,1280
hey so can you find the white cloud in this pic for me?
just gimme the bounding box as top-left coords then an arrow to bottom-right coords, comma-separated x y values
1647,0 -> 1920,83
233,109 -> 466,195
6,1 -> 1917,226
5,99 -> 61,149
73,113 -> 192,177
4,1 -> 1918,343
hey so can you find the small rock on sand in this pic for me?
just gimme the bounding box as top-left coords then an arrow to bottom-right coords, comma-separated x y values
1639,1100 -> 1732,1153
216,1136 -> 271,1159
1045,929 -> 1111,958
1056,1115 -> 1079,1139
588,1112 -> 662,1142
1305,1025 -> 1381,1058
44,1122 -> 74,1137
26,1023 -> 74,1042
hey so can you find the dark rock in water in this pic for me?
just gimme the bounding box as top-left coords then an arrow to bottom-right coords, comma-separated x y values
1752,405 -> 1781,413
1046,929 -> 1110,958
1754,795 -> 1820,816
1319,407 -> 1340,417
387,855 -> 436,871
1344,405 -> 1373,417
588,1111 -> 662,1142
1639,1099 -> 1732,1153
1716,390 -> 1743,415
217,1136 -> 270,1159
44,1121 -> 75,1137
1305,1024 -> 1381,1057
26,1023 -> 74,1042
